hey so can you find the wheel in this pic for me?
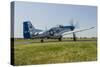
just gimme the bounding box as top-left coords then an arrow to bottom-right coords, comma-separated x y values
73,32 -> 76,41
58,38 -> 62,41
41,39 -> 44,42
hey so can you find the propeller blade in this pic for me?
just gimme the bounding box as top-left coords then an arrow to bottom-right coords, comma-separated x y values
69,19 -> 79,29
69,19 -> 74,26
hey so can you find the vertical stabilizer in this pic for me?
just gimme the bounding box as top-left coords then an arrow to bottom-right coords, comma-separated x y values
23,21 -> 34,39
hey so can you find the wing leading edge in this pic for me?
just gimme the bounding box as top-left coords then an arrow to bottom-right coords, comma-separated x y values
62,26 -> 95,36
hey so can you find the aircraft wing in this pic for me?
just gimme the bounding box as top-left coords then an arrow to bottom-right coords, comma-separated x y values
62,26 -> 95,36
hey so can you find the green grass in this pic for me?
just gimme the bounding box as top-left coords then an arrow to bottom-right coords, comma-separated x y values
14,39 -> 97,65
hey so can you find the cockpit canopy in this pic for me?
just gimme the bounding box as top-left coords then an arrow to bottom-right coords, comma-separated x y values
58,25 -> 64,28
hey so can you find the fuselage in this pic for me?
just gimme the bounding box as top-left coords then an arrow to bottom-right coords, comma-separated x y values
31,25 -> 75,39
23,21 -> 75,39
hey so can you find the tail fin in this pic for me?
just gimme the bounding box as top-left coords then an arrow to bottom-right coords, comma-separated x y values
23,21 -> 34,39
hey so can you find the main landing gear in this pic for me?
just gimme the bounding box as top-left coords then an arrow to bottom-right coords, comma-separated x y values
58,37 -> 62,41
41,39 -> 44,42
73,32 -> 76,41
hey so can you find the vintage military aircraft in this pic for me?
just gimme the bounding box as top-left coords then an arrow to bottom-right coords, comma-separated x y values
23,20 -> 95,42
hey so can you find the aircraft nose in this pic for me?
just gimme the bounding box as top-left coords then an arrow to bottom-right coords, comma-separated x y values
71,26 -> 75,31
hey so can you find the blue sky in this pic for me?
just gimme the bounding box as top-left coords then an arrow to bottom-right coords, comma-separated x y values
14,1 -> 97,38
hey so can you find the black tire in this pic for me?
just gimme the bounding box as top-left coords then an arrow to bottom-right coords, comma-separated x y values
73,32 -> 76,41
58,38 -> 62,41
41,39 -> 44,42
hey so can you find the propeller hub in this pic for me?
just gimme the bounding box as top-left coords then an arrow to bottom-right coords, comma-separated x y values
70,26 -> 75,31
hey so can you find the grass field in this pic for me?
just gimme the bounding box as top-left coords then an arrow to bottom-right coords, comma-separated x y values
14,38 -> 97,65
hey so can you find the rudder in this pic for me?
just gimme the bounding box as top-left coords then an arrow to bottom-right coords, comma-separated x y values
23,21 -> 33,39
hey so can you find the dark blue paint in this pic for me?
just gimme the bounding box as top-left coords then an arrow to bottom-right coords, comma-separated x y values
23,21 -> 31,39
63,26 -> 75,30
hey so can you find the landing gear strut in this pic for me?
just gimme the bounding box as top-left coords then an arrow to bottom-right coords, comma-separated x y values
73,32 -> 76,41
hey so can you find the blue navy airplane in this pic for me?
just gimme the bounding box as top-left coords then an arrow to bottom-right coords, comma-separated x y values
23,21 -> 95,42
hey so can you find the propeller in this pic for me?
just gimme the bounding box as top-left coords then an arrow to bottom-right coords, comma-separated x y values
69,19 -> 79,41
69,19 -> 79,29
69,19 -> 74,26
